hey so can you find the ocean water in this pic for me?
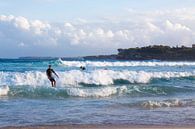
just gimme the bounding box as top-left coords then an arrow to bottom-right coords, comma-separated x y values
0,58 -> 195,127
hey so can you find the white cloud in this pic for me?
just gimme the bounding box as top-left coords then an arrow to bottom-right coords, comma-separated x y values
146,22 -> 162,33
96,28 -> 104,35
165,20 -> 190,31
14,16 -> 30,30
64,22 -> 73,28
76,18 -> 88,24
31,20 -> 51,35
0,15 -> 14,22
0,8 -> 195,57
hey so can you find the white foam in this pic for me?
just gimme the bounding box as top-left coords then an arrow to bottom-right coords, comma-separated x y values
66,86 -> 127,97
58,70 -> 195,85
142,99 -> 183,108
0,85 -> 9,96
0,71 -> 49,86
59,60 -> 195,67
0,70 -> 194,86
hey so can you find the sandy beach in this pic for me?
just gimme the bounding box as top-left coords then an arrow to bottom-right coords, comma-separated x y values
2,125 -> 195,129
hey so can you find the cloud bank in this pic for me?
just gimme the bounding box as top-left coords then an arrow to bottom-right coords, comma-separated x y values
0,8 -> 195,57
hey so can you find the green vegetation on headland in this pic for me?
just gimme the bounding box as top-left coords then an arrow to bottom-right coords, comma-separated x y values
20,45 -> 195,61
84,45 -> 195,61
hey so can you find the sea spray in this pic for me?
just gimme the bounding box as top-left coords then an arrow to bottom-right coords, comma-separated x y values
7,85 -> 127,98
59,60 -> 195,67
0,70 -> 195,86
66,86 -> 127,97
0,85 -> 9,96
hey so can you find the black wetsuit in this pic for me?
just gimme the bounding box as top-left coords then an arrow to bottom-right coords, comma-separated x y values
46,68 -> 55,81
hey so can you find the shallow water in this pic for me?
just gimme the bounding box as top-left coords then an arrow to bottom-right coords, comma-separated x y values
0,58 -> 195,127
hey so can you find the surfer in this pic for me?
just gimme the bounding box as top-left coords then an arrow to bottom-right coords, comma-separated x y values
46,65 -> 59,87
80,66 -> 86,71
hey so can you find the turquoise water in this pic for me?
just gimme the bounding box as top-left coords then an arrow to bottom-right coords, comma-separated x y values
0,59 -> 195,127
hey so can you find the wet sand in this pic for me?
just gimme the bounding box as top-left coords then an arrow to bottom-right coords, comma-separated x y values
2,125 -> 195,129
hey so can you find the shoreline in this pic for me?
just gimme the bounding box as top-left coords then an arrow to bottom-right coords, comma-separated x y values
2,124 -> 195,129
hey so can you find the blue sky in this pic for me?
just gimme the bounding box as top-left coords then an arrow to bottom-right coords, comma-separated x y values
0,0 -> 195,57
1,0 -> 194,21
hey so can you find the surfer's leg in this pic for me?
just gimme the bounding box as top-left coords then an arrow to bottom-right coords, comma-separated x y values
53,80 -> 56,87
52,80 -> 56,87
51,80 -> 56,87
51,81 -> 54,87
49,77 -> 56,87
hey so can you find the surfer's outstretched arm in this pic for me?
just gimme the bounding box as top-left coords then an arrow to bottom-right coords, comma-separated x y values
55,72 -> 59,78
52,70 -> 59,78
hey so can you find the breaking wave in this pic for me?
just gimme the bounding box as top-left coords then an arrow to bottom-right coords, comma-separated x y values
141,99 -> 195,108
7,86 -> 127,98
0,70 -> 195,86
65,86 -> 127,97
117,98 -> 195,109
5,84 -> 194,98
0,85 -> 9,96
58,59 -> 195,67
3,84 -> 195,107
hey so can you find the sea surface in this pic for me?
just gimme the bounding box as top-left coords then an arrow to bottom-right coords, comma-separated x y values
0,58 -> 195,127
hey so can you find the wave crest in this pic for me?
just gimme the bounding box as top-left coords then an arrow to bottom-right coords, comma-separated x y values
59,60 -> 195,67
0,85 -> 9,96
141,99 -> 195,108
0,70 -> 195,86
66,86 -> 127,97
7,86 -> 127,98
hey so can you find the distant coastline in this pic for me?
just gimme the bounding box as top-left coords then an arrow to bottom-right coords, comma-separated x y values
19,45 -> 195,61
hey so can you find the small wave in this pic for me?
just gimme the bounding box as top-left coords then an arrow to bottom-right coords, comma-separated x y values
8,86 -> 68,98
141,99 -> 190,108
7,85 -> 127,98
0,70 -> 195,86
4,84 -> 195,98
49,58 -> 64,66
66,86 -> 127,97
0,85 -> 9,96
118,99 -> 195,109
59,60 -> 195,67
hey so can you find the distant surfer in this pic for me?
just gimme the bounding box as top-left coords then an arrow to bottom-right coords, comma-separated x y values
46,65 -> 59,87
80,66 -> 86,71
